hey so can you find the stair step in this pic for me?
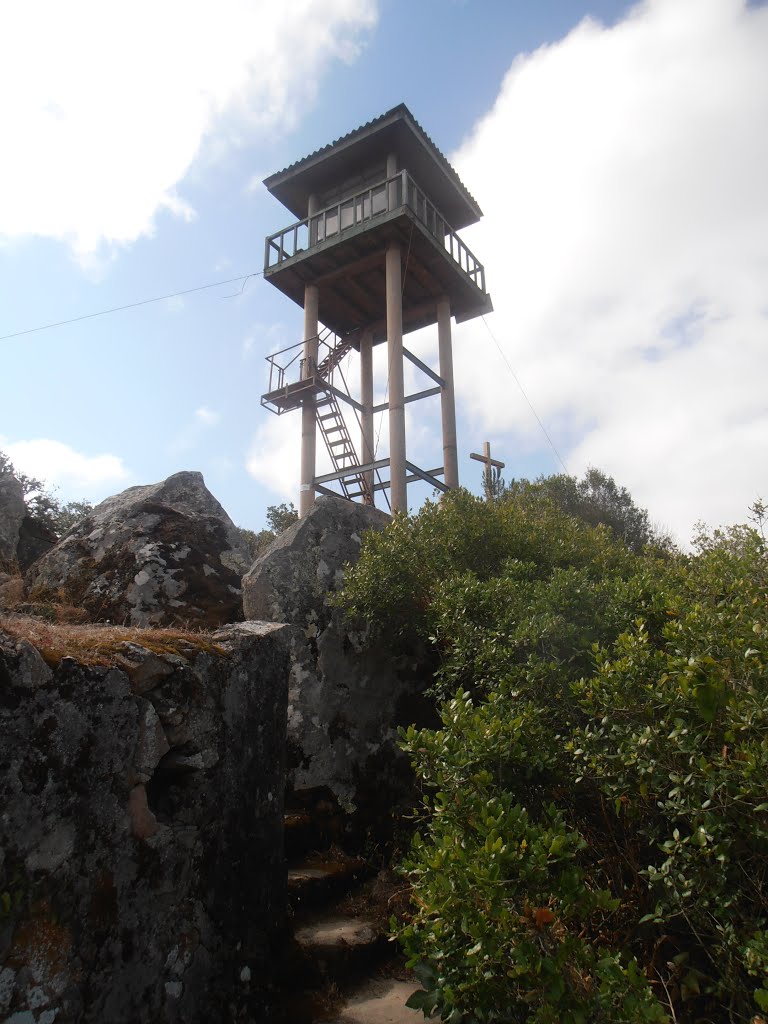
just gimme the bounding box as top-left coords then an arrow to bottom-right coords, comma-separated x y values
294,915 -> 380,960
326,978 -> 423,1024
288,856 -> 366,910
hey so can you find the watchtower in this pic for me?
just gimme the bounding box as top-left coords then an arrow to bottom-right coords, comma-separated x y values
260,104 -> 492,516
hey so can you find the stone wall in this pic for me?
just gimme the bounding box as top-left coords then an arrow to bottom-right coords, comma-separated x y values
0,620 -> 290,1024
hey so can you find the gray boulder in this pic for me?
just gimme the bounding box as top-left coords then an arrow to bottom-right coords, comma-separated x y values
0,619 -> 290,1023
242,496 -> 426,824
26,471 -> 250,627
16,514 -> 58,570
0,471 -> 25,565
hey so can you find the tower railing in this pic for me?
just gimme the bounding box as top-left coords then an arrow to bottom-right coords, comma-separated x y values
263,333 -> 337,395
264,170 -> 486,294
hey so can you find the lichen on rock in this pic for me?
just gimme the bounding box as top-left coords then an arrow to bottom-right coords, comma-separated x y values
25,471 -> 251,628
242,496 -> 429,833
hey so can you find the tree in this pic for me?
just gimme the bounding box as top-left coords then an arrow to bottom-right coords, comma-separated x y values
0,449 -> 93,538
236,502 -> 300,561
265,501 -> 298,533
504,467 -> 673,553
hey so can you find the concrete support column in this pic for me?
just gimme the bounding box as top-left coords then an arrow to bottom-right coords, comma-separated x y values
299,194 -> 320,519
360,328 -> 374,505
386,240 -> 407,512
437,296 -> 459,489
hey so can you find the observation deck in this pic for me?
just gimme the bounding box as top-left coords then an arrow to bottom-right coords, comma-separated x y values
263,169 -> 492,342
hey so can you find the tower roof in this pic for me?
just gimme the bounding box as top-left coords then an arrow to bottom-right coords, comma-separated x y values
263,104 -> 483,230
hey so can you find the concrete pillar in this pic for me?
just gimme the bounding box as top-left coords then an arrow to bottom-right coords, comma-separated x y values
437,296 -> 459,489
386,241 -> 407,512
299,194 -> 320,519
360,328 -> 374,505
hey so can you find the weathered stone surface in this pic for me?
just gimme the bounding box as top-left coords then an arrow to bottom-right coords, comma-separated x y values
26,471 -> 250,627
0,472 -> 25,565
16,516 -> 57,571
328,978 -> 423,1024
242,497 -> 428,830
0,573 -> 25,609
0,619 -> 290,1023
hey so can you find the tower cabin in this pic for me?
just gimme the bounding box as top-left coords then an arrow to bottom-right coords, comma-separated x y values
260,103 -> 492,516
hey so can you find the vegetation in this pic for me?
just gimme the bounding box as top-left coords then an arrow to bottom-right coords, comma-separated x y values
0,613 -> 225,667
237,501 -> 299,560
498,468 -> 672,554
340,483 -> 768,1023
0,449 -> 93,538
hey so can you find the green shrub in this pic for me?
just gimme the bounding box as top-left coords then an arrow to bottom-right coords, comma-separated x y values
340,489 -> 768,1022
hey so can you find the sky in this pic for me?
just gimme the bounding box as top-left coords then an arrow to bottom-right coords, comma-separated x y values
1,0 -> 766,545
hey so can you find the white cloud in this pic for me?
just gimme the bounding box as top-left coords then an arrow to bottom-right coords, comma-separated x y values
452,0 -> 768,543
194,406 -> 221,427
166,406 -> 222,454
246,414 -> 304,501
2,439 -> 130,493
0,0 -> 376,256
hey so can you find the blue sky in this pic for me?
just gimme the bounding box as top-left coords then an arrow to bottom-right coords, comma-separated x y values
1,0 -> 767,543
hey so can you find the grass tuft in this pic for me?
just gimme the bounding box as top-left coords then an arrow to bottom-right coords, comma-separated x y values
0,613 -> 226,667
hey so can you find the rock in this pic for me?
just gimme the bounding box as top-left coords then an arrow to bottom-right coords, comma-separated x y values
112,642 -> 176,695
0,471 -> 25,565
25,471 -> 251,627
294,915 -> 378,958
0,572 -> 25,609
242,497 -> 429,836
133,699 -> 170,783
327,978 -> 423,1024
0,618 -> 291,1022
16,515 -> 58,571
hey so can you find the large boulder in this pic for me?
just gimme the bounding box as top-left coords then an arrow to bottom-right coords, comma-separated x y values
0,619 -> 290,1023
0,471 -> 25,565
242,496 -> 428,831
16,514 -> 58,570
26,472 -> 250,627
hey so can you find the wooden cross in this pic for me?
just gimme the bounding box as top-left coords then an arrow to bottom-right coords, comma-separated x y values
470,441 -> 505,475
470,441 -> 506,498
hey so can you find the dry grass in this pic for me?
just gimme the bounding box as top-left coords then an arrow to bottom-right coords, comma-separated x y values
0,613 -> 226,668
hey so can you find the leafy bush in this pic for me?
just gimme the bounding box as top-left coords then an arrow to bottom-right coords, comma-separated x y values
340,488 -> 768,1022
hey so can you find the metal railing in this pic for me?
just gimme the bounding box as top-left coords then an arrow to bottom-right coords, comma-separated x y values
264,330 -> 340,395
264,170 -> 486,294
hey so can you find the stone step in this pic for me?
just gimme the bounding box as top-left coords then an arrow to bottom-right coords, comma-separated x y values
284,807 -> 346,860
325,977 -> 424,1024
294,913 -> 387,982
288,855 -> 366,912
284,786 -> 349,859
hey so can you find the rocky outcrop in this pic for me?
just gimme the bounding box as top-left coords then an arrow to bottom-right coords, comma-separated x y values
16,515 -> 58,571
0,619 -> 290,1023
242,497 -> 427,831
26,472 -> 251,627
0,472 -> 25,565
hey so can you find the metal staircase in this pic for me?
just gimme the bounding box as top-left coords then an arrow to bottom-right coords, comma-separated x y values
314,329 -> 374,505
315,391 -> 374,504
316,328 -> 354,379
261,327 -> 380,506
